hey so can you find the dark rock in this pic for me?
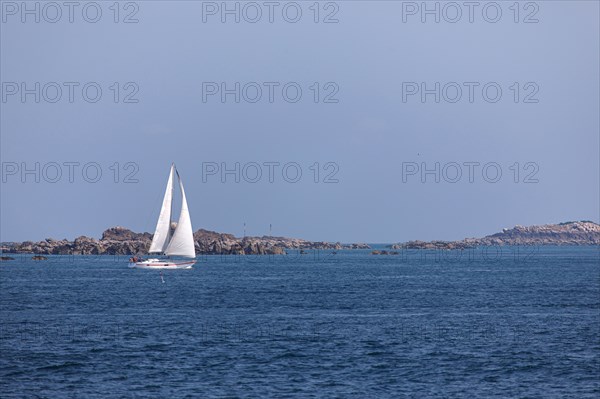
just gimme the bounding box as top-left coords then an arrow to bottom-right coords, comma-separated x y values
390,221 -> 600,249
101,226 -> 152,242
347,243 -> 371,249
1,226 -> 371,256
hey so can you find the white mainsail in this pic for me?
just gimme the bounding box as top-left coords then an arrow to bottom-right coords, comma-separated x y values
149,164 -> 175,253
165,170 -> 196,258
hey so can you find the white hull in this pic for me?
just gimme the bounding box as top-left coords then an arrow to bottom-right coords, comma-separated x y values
128,259 -> 195,269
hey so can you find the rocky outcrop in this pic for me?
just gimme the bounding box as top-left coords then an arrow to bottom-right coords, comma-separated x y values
390,240 -> 473,250
101,226 -> 152,242
475,221 -> 600,246
347,243 -> 371,249
1,227 -> 371,256
371,250 -> 399,255
390,221 -> 600,250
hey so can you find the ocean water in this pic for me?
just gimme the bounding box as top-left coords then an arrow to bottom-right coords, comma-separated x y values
1,246 -> 598,398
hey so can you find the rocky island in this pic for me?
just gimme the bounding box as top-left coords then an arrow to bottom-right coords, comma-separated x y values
2,222 -> 598,258
388,221 -> 600,250
0,226 -> 370,256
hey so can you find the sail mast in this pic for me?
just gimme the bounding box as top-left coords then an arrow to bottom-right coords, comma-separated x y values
165,168 -> 196,258
169,162 -> 174,249
148,164 -> 175,254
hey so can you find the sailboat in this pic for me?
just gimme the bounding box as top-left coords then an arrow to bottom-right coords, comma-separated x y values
128,163 -> 196,269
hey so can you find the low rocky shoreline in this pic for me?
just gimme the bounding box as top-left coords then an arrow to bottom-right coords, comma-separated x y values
2,221 -> 598,259
0,226 -> 370,257
385,221 -> 600,251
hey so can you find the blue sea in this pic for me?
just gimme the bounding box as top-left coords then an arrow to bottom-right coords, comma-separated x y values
1,246 -> 599,398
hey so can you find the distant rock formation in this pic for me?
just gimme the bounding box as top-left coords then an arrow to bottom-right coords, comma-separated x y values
1,226 -> 371,256
371,250 -> 399,255
390,221 -> 600,250
101,226 -> 152,242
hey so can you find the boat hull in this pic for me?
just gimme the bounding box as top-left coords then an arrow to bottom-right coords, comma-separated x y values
128,259 -> 195,269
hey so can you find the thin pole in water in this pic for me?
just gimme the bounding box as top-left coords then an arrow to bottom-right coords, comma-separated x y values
160,271 -> 165,283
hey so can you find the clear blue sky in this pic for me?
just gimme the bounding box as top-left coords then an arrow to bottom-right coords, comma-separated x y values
1,1 -> 598,243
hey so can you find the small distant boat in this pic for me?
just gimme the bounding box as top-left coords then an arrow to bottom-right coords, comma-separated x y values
129,163 -> 196,269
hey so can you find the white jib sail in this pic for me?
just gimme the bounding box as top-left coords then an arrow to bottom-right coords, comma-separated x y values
165,170 -> 196,258
149,164 -> 175,253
